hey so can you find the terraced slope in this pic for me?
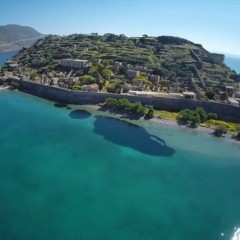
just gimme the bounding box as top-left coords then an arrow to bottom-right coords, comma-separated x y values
8,34 -> 240,94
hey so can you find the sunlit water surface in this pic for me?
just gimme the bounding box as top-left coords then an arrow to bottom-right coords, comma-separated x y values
0,91 -> 239,240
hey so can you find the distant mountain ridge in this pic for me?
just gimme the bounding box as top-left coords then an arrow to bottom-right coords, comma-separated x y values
0,24 -> 44,52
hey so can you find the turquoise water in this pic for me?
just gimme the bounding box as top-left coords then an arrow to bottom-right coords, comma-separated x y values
0,90 -> 240,240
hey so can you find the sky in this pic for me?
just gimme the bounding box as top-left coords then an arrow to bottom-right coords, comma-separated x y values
0,0 -> 240,55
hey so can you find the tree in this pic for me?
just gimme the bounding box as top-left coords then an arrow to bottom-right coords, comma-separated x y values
131,102 -> 146,115
102,68 -> 114,80
220,92 -> 228,102
79,75 -> 96,85
146,108 -> 154,119
10,81 -> 19,89
205,91 -> 215,100
191,111 -> 201,126
214,124 -> 227,137
71,84 -> 81,90
178,109 -> 193,122
207,113 -> 217,120
104,97 -> 119,107
118,98 -> 131,110
30,71 -> 37,80
178,109 -> 200,126
195,107 -> 207,123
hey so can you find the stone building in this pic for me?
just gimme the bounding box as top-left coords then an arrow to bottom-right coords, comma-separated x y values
60,59 -> 91,69
208,53 -> 225,64
149,74 -> 160,83
126,70 -> 140,79
81,83 -> 99,92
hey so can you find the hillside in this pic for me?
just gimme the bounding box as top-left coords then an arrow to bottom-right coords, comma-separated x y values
2,33 -> 240,99
0,24 -> 44,52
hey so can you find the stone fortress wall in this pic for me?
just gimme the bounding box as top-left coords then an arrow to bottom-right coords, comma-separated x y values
11,79 -> 240,123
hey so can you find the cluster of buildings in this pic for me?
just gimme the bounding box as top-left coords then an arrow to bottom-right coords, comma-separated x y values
2,57 -> 239,106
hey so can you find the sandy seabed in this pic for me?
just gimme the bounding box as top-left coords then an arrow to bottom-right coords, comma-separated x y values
75,104 -> 239,144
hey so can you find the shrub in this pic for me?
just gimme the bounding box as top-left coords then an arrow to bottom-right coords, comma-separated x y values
178,109 -> 200,126
195,107 -> 207,123
214,124 -> 228,137
131,102 -> 146,115
71,85 -> 81,90
220,92 -> 228,101
207,113 -> 217,120
10,81 -> 19,89
119,98 -> 131,110
205,91 -> 215,100
104,98 -> 146,115
104,97 -> 119,107
102,68 -> 114,78
79,75 -> 96,85
146,108 -> 154,118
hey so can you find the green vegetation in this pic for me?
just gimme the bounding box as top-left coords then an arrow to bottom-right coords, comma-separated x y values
214,124 -> 228,137
104,97 -> 148,116
146,108 -> 154,119
178,107 -> 218,127
203,119 -> 238,133
236,125 -> 240,138
30,71 -> 37,79
178,109 -> 201,126
70,85 -> 81,90
5,33 -> 238,95
219,92 -> 228,102
177,108 -> 223,127
207,113 -> 217,120
10,81 -> 19,89
155,110 -> 178,120
195,107 -> 207,123
205,91 -> 215,100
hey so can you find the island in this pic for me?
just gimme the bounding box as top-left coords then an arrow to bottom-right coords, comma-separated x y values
0,33 -> 240,138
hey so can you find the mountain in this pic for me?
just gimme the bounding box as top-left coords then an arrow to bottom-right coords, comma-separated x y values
4,33 -> 240,95
0,24 -> 44,52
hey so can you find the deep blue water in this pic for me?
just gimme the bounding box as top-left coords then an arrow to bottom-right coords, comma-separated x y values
225,55 -> 240,74
0,90 -> 240,240
0,50 -> 18,66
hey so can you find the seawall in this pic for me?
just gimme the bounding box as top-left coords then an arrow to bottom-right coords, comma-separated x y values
13,79 -> 240,123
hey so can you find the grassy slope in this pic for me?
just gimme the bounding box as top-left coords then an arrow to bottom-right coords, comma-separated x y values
11,34 -> 237,92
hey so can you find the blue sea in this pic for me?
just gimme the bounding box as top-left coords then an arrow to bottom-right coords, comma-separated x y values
225,55 -> 240,74
1,51 -> 240,239
0,90 -> 240,240
0,50 -> 18,66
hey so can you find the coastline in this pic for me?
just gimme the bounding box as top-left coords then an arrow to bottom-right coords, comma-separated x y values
2,89 -> 240,144
0,86 -> 10,91
75,103 -> 240,144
